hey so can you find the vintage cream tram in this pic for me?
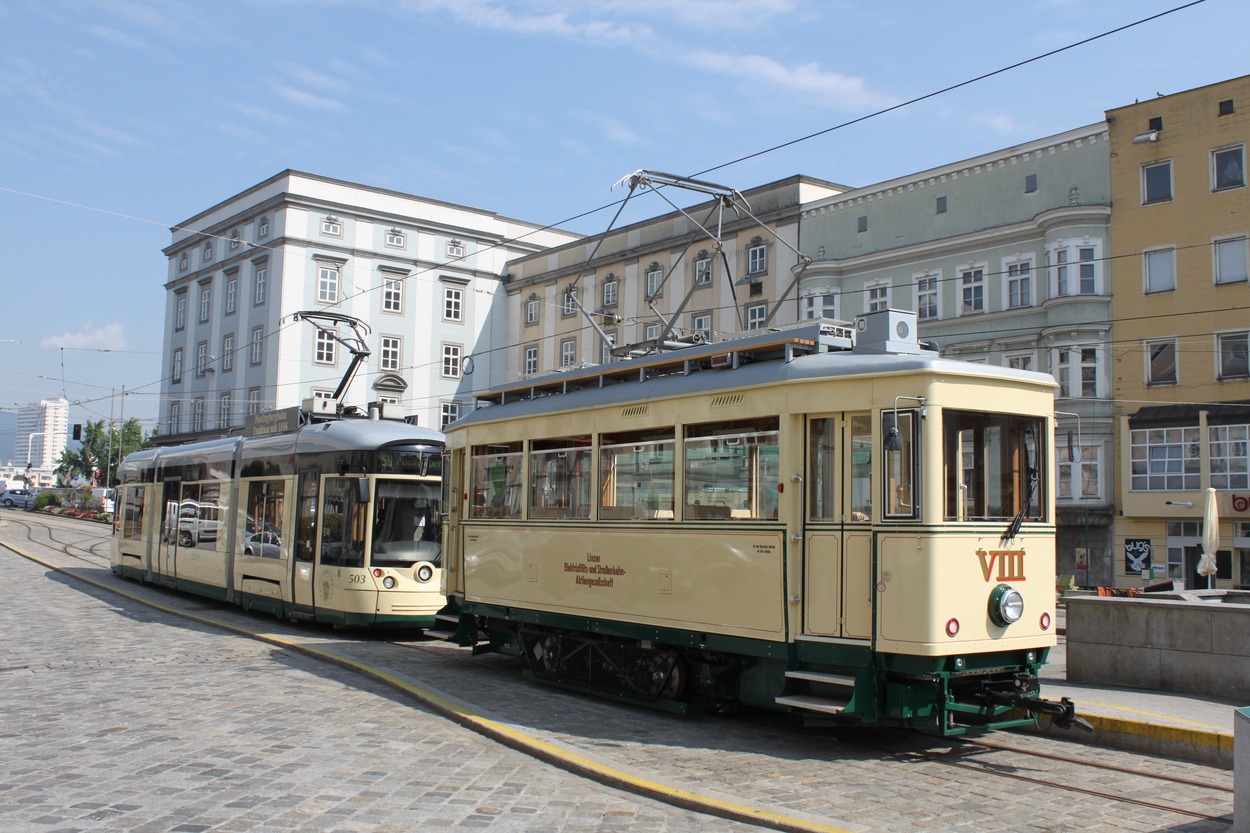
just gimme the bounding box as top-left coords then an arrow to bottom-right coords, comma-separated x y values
441,309 -> 1084,734
111,407 -> 445,628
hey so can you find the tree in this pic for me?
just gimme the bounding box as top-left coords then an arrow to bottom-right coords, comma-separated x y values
55,418 -> 152,486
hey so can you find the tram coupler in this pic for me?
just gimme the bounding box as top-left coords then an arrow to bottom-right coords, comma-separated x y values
983,683 -> 1095,733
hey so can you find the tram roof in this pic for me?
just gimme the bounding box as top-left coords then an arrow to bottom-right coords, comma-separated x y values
453,318 -> 1056,429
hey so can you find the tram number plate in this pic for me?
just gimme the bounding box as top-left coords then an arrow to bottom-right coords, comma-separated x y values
348,574 -> 368,584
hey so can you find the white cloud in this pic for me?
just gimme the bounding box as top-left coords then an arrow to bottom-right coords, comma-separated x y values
683,50 -> 892,112
273,85 -> 349,113
974,112 -> 1017,134
42,323 -> 128,351
401,0 -> 654,45
580,112 -> 644,146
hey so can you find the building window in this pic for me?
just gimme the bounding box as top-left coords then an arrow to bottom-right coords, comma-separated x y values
1215,237 -> 1250,285
525,294 -> 539,326
644,322 -> 661,342
915,272 -> 939,320
1005,259 -> 1032,308
746,302 -> 767,330
559,338 -> 576,368
1006,352 -> 1035,372
1025,174 -> 1038,194
380,336 -> 401,371
314,330 -> 336,365
225,275 -> 238,315
443,285 -> 463,322
602,277 -> 619,308
1220,99 -> 1236,117
694,256 -> 712,286
1219,332 -> 1250,380
250,327 -> 264,365
440,402 -> 462,429
935,196 -> 947,214
229,229 -> 240,251
1058,443 -> 1102,502
1145,338 -> 1178,386
645,265 -> 663,299
321,216 -> 342,237
257,216 -> 269,238
171,348 -> 183,384
317,264 -> 340,304
561,285 -> 577,317
802,291 -> 837,320
1055,346 -> 1099,398
253,263 -> 267,305
168,401 -> 180,435
382,275 -> 403,313
199,284 -> 211,322
442,343 -> 462,379
523,345 -> 538,377
866,282 -> 890,313
856,216 -> 868,233
175,293 -> 186,330
196,341 -> 209,376
600,333 -> 617,365
192,399 -> 205,433
1144,248 -> 1176,293
385,228 -> 406,248
1210,424 -> 1250,490
1130,426 -> 1200,491
1143,160 -> 1173,204
247,389 -> 261,415
1213,146 -> 1246,191
691,312 -> 712,339
960,266 -> 985,315
747,241 -> 767,275
219,393 -> 232,429
203,242 -> 213,263
222,334 -> 234,372
179,252 -> 188,272
446,239 -> 464,258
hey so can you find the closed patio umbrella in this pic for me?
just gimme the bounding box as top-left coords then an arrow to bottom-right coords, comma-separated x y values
1198,487 -> 1219,589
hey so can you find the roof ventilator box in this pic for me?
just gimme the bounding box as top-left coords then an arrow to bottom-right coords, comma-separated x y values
854,309 -> 923,355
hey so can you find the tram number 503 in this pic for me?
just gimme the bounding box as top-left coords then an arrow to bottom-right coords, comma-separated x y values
348,573 -> 369,585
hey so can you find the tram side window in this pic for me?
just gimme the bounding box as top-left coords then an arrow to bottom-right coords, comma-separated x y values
321,477 -> 367,568
684,418 -> 779,520
121,485 -> 145,540
194,485 -> 224,550
530,436 -> 591,519
850,415 -> 872,521
245,480 -> 286,559
600,430 -> 674,521
470,443 -> 523,519
882,411 -> 919,519
295,472 -> 318,562
944,410 -> 1045,522
808,419 -> 837,520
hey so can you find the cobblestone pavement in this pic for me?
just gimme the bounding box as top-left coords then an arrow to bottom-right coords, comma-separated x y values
0,514 -> 1236,833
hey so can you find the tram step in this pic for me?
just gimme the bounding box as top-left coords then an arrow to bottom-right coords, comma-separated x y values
434,613 -> 461,627
784,670 -> 856,688
775,694 -> 849,715
425,629 -> 459,641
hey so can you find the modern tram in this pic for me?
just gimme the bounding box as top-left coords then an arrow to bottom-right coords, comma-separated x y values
111,407 -> 445,628
439,309 -> 1085,735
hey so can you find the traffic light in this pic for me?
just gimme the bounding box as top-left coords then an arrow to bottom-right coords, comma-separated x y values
72,424 -> 82,441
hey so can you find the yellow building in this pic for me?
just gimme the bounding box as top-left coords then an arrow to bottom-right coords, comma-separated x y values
1109,75 -> 1250,588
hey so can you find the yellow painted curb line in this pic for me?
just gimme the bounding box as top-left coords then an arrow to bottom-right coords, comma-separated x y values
5,542 -> 853,833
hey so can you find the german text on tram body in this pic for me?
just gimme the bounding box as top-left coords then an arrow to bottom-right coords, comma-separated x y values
442,310 -> 1081,734
111,411 -> 445,628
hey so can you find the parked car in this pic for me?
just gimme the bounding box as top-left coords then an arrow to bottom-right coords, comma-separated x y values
1,488 -> 37,509
243,530 -> 283,559
91,487 -> 115,514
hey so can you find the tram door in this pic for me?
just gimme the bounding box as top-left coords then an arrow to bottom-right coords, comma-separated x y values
152,479 -> 182,584
803,414 -> 873,639
290,471 -> 320,615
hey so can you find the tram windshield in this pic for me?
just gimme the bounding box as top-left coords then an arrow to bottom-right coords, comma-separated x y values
944,410 -> 1046,522
371,479 -> 442,566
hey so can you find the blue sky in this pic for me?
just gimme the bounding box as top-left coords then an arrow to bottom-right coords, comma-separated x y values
0,0 -> 1243,444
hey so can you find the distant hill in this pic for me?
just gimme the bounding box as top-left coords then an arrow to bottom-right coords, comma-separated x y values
0,412 -> 14,464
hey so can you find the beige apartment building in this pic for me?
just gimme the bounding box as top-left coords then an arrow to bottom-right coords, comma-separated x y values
1109,75 -> 1250,588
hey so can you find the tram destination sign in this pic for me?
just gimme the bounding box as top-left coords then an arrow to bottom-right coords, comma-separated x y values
245,407 -> 301,438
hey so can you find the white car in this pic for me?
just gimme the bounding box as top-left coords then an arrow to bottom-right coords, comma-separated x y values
1,488 -> 36,509
243,530 -> 283,558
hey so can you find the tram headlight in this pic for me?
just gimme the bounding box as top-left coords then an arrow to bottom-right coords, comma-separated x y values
988,584 -> 1025,627
382,576 -> 397,589
415,562 -> 434,583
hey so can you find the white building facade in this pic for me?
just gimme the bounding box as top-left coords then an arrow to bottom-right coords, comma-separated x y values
17,397 -> 69,474
159,171 -> 580,442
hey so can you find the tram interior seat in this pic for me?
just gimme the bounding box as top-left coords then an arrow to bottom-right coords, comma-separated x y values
687,504 -> 732,520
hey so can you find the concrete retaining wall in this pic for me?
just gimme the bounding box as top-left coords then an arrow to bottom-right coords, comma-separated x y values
1066,592 -> 1250,699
